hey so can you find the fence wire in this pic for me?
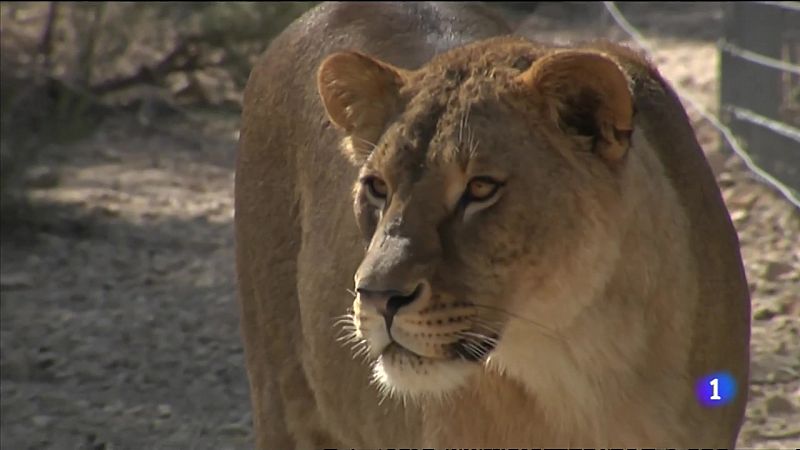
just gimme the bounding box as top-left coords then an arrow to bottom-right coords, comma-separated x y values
602,1 -> 800,210
718,40 -> 800,76
756,1 -> 800,13
727,106 -> 800,143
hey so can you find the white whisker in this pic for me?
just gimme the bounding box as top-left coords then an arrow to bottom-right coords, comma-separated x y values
354,136 -> 378,151
470,302 -> 563,341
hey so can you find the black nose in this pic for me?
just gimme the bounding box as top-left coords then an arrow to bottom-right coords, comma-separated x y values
356,283 -> 424,331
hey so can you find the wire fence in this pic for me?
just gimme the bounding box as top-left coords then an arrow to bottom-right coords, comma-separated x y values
603,1 -> 800,210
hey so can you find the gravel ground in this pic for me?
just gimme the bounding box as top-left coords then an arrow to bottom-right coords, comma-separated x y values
2,3 -> 798,449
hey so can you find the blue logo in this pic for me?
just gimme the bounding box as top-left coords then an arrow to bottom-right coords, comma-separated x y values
695,371 -> 737,407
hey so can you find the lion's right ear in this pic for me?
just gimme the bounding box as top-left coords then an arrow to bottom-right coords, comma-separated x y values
515,50 -> 634,162
318,51 -> 407,164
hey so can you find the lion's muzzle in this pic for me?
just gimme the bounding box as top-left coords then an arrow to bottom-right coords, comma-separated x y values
356,282 -> 426,335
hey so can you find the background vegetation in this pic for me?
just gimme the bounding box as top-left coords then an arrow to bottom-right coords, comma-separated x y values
1,2 -> 317,228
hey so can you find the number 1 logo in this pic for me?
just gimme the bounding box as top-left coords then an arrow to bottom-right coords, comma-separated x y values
709,377 -> 721,400
696,371 -> 736,407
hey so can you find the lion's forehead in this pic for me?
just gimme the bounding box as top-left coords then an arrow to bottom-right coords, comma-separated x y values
367,47 -> 557,194
374,86 -> 500,178
370,105 -> 451,180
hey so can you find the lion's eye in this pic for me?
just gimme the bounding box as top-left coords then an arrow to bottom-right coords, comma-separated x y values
465,177 -> 501,202
364,176 -> 388,200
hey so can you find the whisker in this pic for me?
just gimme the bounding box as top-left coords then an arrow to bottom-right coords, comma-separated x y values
352,344 -> 371,360
354,136 -> 378,151
467,120 -> 479,160
470,303 -> 563,340
372,365 -> 393,406
337,333 -> 360,344
462,102 -> 472,146
333,318 -> 353,327
463,344 -> 490,360
336,322 -> 357,330
458,109 -> 464,145
349,339 -> 367,350
338,331 -> 358,340
457,330 -> 499,346
335,326 -> 357,336
459,102 -> 471,147
463,331 -> 496,347
469,317 -> 503,334
330,311 -> 355,325
336,330 -> 353,340
460,340 -> 484,359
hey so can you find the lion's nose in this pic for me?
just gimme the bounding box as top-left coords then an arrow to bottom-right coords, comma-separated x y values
356,282 -> 425,331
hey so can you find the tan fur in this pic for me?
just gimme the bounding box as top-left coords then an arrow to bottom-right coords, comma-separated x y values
235,2 -> 750,448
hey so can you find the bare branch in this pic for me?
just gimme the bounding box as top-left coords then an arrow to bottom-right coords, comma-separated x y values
38,2 -> 59,74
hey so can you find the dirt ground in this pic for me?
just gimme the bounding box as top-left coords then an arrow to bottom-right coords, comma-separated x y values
1,3 -> 798,449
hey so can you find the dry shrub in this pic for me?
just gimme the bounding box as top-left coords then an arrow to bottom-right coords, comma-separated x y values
0,2 -> 317,230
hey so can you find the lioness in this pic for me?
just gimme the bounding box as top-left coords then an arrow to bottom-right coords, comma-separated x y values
235,2 -> 751,448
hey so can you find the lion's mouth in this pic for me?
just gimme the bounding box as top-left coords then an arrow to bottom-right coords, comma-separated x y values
380,334 -> 498,363
372,331 -> 499,396
381,341 -> 415,357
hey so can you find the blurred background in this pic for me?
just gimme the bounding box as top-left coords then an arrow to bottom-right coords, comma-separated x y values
1,2 -> 798,449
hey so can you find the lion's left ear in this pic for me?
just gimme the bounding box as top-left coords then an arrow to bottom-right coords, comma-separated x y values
318,51 -> 408,164
516,51 -> 634,161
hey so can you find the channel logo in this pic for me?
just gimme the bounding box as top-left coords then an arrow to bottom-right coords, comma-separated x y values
695,371 -> 737,407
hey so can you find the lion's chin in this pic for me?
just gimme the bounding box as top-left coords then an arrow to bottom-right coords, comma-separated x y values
371,343 -> 479,398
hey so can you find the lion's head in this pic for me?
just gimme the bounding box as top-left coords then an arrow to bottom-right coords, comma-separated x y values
317,37 -> 638,398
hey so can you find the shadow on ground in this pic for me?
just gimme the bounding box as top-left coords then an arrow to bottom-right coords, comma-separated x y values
1,112 -> 254,449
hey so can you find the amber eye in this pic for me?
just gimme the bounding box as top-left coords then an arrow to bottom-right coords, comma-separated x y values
465,177 -> 502,202
364,176 -> 388,200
